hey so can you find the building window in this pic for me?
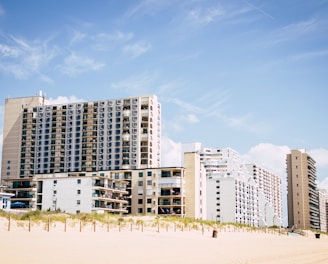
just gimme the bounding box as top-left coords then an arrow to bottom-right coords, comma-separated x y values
77,190 -> 81,195
138,208 -> 143,214
138,181 -> 143,187
139,172 -> 143,177
138,199 -> 143,204
147,180 -> 152,186
77,179 -> 81,184
147,198 -> 152,204
147,208 -> 152,213
147,171 -> 152,176
77,200 -> 80,205
53,190 -> 57,195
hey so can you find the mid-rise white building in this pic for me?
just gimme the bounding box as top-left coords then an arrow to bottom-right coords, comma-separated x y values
182,143 -> 282,227
246,164 -> 282,226
36,171 -> 129,214
318,189 -> 327,232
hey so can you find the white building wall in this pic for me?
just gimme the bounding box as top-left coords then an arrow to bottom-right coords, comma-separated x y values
217,177 -> 236,223
319,189 -> 327,232
41,177 -> 93,214
246,164 -> 282,226
0,192 -> 14,210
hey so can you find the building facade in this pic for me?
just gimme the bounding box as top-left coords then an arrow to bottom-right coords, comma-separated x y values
286,149 -> 320,230
1,94 -> 161,209
318,189 -> 327,232
5,167 -> 186,217
182,144 -> 282,227
36,171 -> 129,214
246,164 -> 282,226
184,152 -> 207,220
183,145 -> 260,226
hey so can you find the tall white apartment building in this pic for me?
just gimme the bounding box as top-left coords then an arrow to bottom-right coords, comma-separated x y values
1,93 -> 161,209
245,164 -> 282,226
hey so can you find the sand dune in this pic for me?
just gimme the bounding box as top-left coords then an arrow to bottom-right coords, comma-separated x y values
1,217 -> 327,264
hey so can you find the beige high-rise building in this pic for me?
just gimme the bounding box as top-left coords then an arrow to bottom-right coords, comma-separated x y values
286,149 -> 320,230
1,93 -> 161,209
1,94 -> 47,180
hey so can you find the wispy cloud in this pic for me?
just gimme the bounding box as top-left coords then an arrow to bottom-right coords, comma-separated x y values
266,19 -> 319,45
69,30 -> 87,46
91,31 -> 134,51
0,35 -> 59,79
288,49 -> 328,61
111,71 -> 158,94
0,5 -> 4,17
123,41 -> 151,59
125,0 -> 174,18
56,53 -> 105,76
187,5 -> 225,26
163,92 -> 268,135
243,0 -> 274,20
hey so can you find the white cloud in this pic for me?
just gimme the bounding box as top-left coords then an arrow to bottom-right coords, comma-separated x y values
38,74 -> 54,84
309,148 -> 328,168
183,114 -> 199,124
57,53 -> 105,76
161,136 -> 181,167
241,143 -> 290,177
318,178 -> 328,191
0,44 -> 20,57
47,95 -> 84,105
123,41 -> 151,59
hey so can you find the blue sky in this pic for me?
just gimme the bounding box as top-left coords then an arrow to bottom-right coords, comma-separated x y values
0,0 -> 328,201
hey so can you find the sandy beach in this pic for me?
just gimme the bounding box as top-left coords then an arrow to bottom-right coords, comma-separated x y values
1,218 -> 328,264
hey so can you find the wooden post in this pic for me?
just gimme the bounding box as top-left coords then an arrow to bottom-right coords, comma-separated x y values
141,222 -> 143,232
80,220 -> 82,232
119,221 -> 121,232
8,215 -> 11,232
202,224 -> 204,235
47,218 -> 50,232
130,223 -> 133,232
93,221 -> 96,232
107,221 -> 109,232
157,221 -> 160,233
174,223 -> 176,232
29,217 -> 31,232
64,219 -> 67,232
